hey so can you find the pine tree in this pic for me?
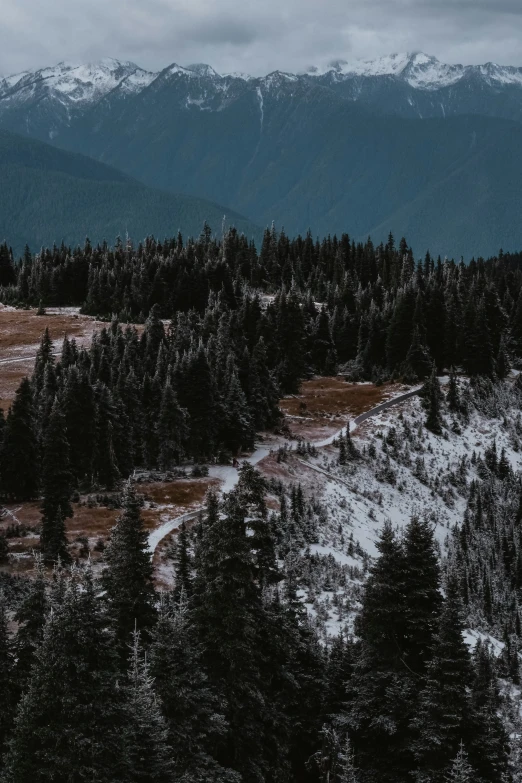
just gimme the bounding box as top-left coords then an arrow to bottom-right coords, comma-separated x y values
172,520 -> 192,602
156,380 -> 188,470
402,515 -> 442,675
32,328 -> 54,397
322,634 -> 354,720
496,337 -> 510,380
312,307 -> 337,375
345,425 -> 358,461
447,367 -> 461,413
3,571 -> 127,783
92,382 -> 120,489
338,430 -> 347,465
423,365 -> 443,435
40,398 -> 73,564
276,580 -> 325,780
406,326 -> 432,380
276,288 -> 307,394
0,242 -> 16,287
102,481 -> 156,660
339,735 -> 359,783
386,287 -> 416,372
62,366 -> 96,484
181,345 -> 217,461
223,369 -> 254,455
123,629 -> 173,782
0,592 -> 15,768
13,556 -> 47,692
348,523 -> 414,781
150,597 -> 238,782
1,378 -> 39,501
467,642 -> 509,782
412,575 -> 474,783
191,488 -> 281,782
445,743 -> 475,783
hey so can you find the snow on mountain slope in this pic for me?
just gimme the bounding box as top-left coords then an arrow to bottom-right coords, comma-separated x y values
4,51 -> 522,114
262,377 -> 522,641
308,51 -> 522,91
0,58 -> 156,107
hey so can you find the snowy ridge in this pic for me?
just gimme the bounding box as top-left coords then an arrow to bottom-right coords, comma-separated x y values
308,51 -> 522,90
4,51 -> 522,111
0,58 -> 156,107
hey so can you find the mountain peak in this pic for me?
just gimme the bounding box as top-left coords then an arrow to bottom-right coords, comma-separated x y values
186,63 -> 220,78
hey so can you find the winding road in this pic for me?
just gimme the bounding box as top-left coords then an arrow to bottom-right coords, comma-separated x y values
147,386 -> 422,554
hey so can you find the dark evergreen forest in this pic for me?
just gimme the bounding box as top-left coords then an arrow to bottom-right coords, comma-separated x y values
0,225 -> 522,781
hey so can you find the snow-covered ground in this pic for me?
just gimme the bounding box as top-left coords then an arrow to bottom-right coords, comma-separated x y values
147,386 -> 420,553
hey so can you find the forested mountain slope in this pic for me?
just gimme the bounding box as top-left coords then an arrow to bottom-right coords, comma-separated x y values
0,129 -> 260,254
1,227 -> 522,780
3,55 -> 522,255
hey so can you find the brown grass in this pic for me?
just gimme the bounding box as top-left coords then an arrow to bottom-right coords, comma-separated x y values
280,378 -> 392,420
0,361 -> 35,411
0,307 -> 109,409
0,307 -> 145,409
0,309 -> 89,350
0,501 -> 41,528
142,479 -> 218,532
141,479 -> 217,507
67,505 -> 120,539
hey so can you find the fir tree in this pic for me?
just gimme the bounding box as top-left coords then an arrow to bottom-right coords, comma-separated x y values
423,365 -> 443,435
348,523 -> 414,782
92,382 -> 120,489
150,597 -> 238,782
156,380 -> 188,470
123,629 -> 173,782
102,482 -> 156,660
1,378 -> 39,501
191,488 -> 281,782
447,367 -> 461,413
338,430 -> 347,465
406,326 -> 432,380
402,515 -> 442,675
496,337 -> 510,380
467,642 -> 509,782
3,571 -> 127,783
13,556 -> 47,692
339,735 -> 359,783
445,743 -> 475,783
0,242 -> 16,287
40,398 -> 73,564
412,575 -> 474,783
172,520 -> 192,602
32,328 -> 54,397
0,592 -> 15,768
62,365 -> 96,484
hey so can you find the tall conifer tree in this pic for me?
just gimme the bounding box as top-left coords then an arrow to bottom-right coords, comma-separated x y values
40,398 -> 73,564
1,378 -> 39,501
102,482 -> 156,660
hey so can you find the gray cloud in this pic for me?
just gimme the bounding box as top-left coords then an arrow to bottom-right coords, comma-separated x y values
0,0 -> 522,77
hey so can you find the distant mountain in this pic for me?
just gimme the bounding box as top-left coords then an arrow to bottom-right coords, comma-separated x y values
2,53 -> 522,256
0,129 -> 260,254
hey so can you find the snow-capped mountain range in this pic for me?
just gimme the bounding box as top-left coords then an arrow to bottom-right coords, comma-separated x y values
4,52 -> 522,104
306,51 -> 522,88
3,51 -> 522,259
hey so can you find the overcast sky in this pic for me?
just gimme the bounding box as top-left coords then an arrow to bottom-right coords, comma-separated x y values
2,0 -> 522,76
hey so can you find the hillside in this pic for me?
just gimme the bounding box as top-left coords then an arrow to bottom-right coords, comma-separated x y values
0,129 -> 261,254
3,55 -> 522,255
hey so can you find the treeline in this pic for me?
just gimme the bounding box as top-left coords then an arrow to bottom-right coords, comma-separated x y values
1,227 -> 522,382
0,469 -> 510,782
0,300 -> 284,507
